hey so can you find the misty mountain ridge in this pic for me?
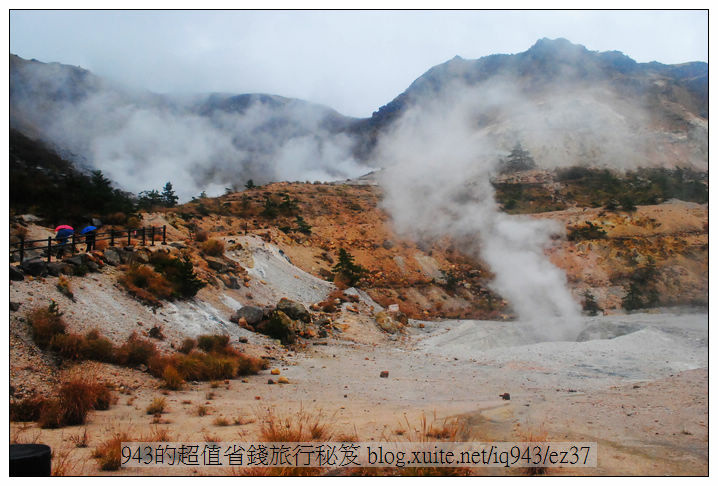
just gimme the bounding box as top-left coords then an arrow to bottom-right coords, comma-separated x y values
10,38 -> 707,201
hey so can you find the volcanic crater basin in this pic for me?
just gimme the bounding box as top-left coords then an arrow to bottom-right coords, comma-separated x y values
10,296 -> 707,475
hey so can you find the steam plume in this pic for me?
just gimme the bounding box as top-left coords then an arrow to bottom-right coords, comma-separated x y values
375,80 -> 583,340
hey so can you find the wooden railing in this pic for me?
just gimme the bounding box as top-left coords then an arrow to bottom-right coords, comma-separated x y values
10,225 -> 167,263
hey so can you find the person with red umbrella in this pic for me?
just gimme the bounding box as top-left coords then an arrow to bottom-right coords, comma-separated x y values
54,225 -> 74,258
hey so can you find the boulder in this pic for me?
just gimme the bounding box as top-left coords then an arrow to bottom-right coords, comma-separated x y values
258,310 -> 299,345
170,242 -> 186,249
19,214 -> 43,223
117,247 -> 135,264
205,257 -> 229,273
221,275 -> 241,289
133,249 -> 151,264
276,298 -> 311,323
392,311 -> 409,326
86,261 -> 100,273
9,265 -> 24,281
314,316 -> 332,328
374,311 -> 402,334
237,317 -> 254,332
102,248 -> 121,266
231,306 -> 265,326
20,258 -> 47,277
47,262 -> 71,276
65,254 -> 90,266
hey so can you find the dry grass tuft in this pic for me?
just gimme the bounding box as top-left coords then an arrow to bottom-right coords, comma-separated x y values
161,365 -> 184,390
93,431 -> 131,471
80,329 -> 116,362
233,415 -> 254,426
26,301 -> 67,349
516,427 -> 550,476
195,230 -> 209,242
213,416 -> 230,426
179,337 -> 197,354
203,431 -> 222,442
196,405 -> 209,417
118,264 -> 173,306
146,397 -> 167,415
10,423 -> 41,444
38,376 -> 115,428
115,331 -> 158,367
52,447 -> 82,476
259,407 -> 333,442
69,428 -> 90,448
140,426 -> 172,442
201,238 -> 225,256
197,334 -> 230,353
10,396 -> 48,422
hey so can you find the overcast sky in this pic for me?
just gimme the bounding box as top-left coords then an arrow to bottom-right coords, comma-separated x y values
9,9 -> 708,117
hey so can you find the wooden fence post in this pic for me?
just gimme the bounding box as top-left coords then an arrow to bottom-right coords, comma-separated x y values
71,234 -> 76,254
110,229 -> 115,247
127,229 -> 131,247
47,237 -> 52,263
162,225 -> 167,245
142,227 -> 146,246
19,237 -> 24,263
151,227 -> 155,246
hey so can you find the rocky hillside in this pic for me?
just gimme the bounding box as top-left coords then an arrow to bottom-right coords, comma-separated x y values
8,173 -> 707,404
10,38 -> 708,200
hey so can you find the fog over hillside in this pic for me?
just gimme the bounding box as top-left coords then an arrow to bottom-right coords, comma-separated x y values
10,39 -> 707,201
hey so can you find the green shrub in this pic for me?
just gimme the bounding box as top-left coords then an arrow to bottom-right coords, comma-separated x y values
150,254 -> 206,299
118,264 -> 173,306
582,291 -> 602,316
332,248 -> 367,287
567,222 -> 607,241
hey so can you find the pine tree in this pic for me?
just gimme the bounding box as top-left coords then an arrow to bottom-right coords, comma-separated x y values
499,142 -> 537,174
332,248 -> 367,286
295,215 -> 312,235
138,189 -> 163,209
162,182 -> 179,208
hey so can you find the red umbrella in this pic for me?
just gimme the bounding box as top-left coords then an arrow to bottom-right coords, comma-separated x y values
55,225 -> 74,232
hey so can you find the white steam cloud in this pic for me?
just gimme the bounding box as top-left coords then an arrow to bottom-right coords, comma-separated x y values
10,59 -> 371,201
375,79 -> 606,341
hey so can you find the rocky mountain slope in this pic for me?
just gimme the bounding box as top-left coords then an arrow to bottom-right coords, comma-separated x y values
10,38 -> 708,200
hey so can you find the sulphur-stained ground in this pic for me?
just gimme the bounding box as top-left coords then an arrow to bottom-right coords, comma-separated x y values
9,180 -> 707,476
9,232 -> 707,476
174,183 -> 707,319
